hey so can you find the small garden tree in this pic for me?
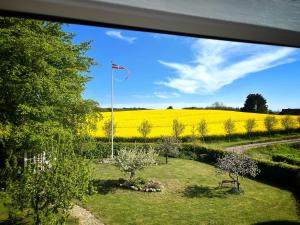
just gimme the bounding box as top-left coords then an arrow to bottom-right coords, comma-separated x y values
216,153 -> 260,191
172,119 -> 185,139
197,119 -> 208,142
264,116 -> 277,136
190,124 -> 197,154
138,120 -> 152,140
158,136 -> 181,164
102,119 -> 116,140
115,145 -> 158,180
281,115 -> 295,133
224,119 -> 235,141
244,118 -> 257,138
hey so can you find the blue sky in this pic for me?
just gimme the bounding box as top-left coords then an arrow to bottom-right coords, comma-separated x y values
64,24 -> 300,111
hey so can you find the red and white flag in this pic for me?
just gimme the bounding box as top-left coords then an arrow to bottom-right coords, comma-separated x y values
111,63 -> 130,80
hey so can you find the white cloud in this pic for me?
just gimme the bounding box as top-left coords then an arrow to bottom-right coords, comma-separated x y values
153,92 -> 180,99
106,30 -> 136,44
158,39 -> 297,94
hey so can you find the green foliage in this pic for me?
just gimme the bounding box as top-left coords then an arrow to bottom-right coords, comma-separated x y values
281,115 -> 295,133
172,119 -> 185,138
138,120 -> 152,139
0,17 -> 100,224
244,118 -> 257,136
264,116 -> 278,135
102,119 -> 116,139
197,119 -> 208,141
6,134 -> 92,224
115,145 -> 158,179
223,119 -> 235,140
241,93 -> 268,113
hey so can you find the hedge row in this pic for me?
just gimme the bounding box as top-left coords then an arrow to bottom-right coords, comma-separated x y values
95,128 -> 300,143
272,154 -> 300,166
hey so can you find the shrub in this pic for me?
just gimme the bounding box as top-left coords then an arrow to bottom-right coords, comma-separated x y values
138,120 -> 152,140
223,119 -> 235,141
172,119 -> 185,138
281,115 -> 295,133
244,118 -> 257,137
197,119 -> 208,142
102,119 -> 116,139
264,116 -> 277,135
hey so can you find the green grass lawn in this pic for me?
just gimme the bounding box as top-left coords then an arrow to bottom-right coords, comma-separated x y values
246,143 -> 300,165
82,158 -> 300,225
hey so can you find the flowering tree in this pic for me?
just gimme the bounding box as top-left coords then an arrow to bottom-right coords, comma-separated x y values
216,153 -> 260,191
158,136 -> 181,164
115,145 -> 158,180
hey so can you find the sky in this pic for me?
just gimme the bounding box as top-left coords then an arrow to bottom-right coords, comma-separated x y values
63,24 -> 300,111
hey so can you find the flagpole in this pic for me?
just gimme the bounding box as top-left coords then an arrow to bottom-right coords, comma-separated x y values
111,62 -> 114,159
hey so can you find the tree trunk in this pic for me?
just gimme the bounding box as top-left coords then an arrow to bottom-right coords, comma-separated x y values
165,153 -> 168,164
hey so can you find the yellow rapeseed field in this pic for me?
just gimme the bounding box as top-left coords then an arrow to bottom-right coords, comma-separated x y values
92,109 -> 299,137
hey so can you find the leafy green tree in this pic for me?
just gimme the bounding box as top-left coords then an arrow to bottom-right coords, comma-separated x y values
224,119 -> 235,141
281,115 -> 295,133
115,145 -> 158,180
172,119 -> 185,139
0,17 -> 100,224
264,116 -> 277,136
241,94 -> 268,113
138,120 -> 152,140
102,119 -> 116,140
244,118 -> 257,137
197,119 -> 208,142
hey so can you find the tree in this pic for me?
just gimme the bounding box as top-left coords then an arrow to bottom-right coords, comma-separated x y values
115,145 -> 158,180
0,17 -> 100,224
138,120 -> 152,140
190,124 -> 197,154
244,118 -> 257,137
216,153 -> 260,191
158,136 -> 181,164
172,119 -> 185,139
224,119 -> 235,141
264,116 -> 277,136
167,106 -> 173,109
102,119 -> 116,140
281,115 -> 295,133
197,119 -> 208,142
242,94 -> 268,113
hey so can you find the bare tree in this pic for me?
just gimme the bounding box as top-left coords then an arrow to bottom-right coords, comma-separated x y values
244,118 -> 257,138
216,153 -> 260,191
224,119 -> 235,141
264,116 -> 277,136
102,119 -> 116,140
138,120 -> 152,140
281,115 -> 295,133
158,136 -> 181,164
172,119 -> 185,139
197,119 -> 208,142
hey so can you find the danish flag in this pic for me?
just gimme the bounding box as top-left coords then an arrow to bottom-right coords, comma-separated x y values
112,63 -> 126,69
111,63 -> 130,80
